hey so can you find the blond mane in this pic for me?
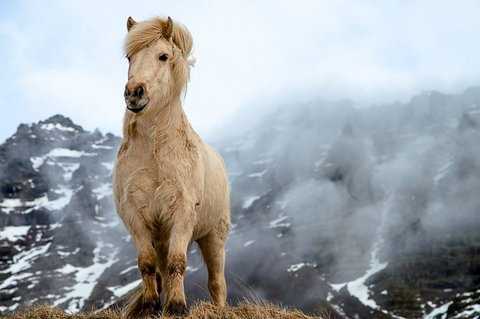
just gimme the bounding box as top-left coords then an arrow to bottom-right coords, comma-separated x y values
124,17 -> 193,59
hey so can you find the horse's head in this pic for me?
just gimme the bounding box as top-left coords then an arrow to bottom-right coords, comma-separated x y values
123,17 -> 193,114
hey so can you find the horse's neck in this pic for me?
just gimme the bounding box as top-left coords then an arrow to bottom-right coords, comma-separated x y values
154,101 -> 192,146
153,99 -> 188,133
123,99 -> 195,155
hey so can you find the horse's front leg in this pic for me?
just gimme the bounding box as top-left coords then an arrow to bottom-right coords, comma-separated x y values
162,212 -> 194,316
122,216 -> 161,318
136,233 -> 159,304
119,187 -> 161,317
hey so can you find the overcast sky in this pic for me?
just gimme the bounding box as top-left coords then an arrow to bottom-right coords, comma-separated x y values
1,0 -> 480,141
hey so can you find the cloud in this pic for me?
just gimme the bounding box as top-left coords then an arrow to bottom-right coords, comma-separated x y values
21,68 -> 124,131
1,0 -> 480,141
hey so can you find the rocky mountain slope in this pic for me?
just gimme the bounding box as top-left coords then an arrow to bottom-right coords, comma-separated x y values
1,88 -> 480,318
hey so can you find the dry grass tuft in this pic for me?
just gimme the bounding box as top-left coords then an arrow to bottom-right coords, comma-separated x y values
186,302 -> 317,319
4,305 -> 119,319
5,302 -> 322,319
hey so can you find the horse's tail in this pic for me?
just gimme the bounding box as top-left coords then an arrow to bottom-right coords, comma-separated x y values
123,283 -> 162,318
123,284 -> 145,318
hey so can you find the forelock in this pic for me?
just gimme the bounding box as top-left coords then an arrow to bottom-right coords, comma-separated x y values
124,17 -> 193,59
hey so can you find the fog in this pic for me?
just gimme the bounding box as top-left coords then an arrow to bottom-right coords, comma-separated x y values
217,87 -> 480,293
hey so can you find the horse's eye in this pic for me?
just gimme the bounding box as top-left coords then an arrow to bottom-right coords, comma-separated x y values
159,53 -> 168,62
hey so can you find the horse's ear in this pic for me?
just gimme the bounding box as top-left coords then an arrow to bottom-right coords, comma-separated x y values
127,16 -> 137,32
163,16 -> 173,40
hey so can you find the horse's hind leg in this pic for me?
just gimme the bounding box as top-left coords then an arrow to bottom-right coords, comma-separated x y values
198,230 -> 227,307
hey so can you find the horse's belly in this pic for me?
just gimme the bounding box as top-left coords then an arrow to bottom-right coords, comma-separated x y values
192,155 -> 230,240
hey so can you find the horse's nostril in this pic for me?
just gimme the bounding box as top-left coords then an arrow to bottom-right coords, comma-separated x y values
135,85 -> 144,98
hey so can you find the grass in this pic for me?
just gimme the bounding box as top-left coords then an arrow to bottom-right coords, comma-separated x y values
4,302 -> 323,319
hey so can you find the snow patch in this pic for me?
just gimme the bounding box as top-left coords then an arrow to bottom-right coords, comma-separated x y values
326,292 -> 334,302
330,243 -> 387,310
93,183 -> 112,199
54,242 -> 118,312
0,303 -> 19,312
48,148 -> 95,158
31,187 -> 73,212
243,240 -> 255,247
119,265 -> 137,275
91,144 -> 113,150
0,198 -> 23,214
424,301 -> 452,319
434,159 -> 453,185
452,304 -> 480,318
242,195 -> 260,209
58,162 -> 80,181
0,226 -> 30,242
253,158 -> 273,165
0,189 -> 74,214
287,262 -> 316,273
269,215 -> 291,229
248,169 -> 267,178
108,279 -> 141,298
41,123 -> 77,132
187,266 -> 199,272
0,243 -> 52,290
102,162 -> 114,171
57,264 -> 78,275
30,157 -> 45,171
31,148 -> 96,171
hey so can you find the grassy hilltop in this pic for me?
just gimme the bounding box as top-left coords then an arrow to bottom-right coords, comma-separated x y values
4,302 -> 324,319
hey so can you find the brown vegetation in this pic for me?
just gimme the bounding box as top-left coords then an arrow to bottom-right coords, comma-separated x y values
5,302 -> 322,319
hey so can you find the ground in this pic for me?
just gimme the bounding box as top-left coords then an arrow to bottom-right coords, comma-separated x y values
4,302 -> 323,319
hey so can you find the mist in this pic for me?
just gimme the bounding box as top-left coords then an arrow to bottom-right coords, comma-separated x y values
212,87 -> 480,311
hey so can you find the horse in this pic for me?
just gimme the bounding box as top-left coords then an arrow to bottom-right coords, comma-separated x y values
113,16 -> 231,317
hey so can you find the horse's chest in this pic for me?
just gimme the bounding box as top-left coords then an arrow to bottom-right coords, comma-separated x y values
114,150 -> 199,203
114,150 -> 157,197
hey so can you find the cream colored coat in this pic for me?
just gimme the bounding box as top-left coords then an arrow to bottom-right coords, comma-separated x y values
113,16 -> 230,317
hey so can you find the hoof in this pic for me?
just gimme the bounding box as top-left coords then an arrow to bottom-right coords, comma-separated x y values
166,301 -> 188,316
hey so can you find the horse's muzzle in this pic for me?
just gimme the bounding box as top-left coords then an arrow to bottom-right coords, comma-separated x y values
125,82 -> 149,113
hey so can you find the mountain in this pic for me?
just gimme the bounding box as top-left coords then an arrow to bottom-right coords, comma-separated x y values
0,115 -> 122,312
1,87 -> 480,318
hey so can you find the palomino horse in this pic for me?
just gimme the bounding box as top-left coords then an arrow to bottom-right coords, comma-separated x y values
113,16 -> 230,317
